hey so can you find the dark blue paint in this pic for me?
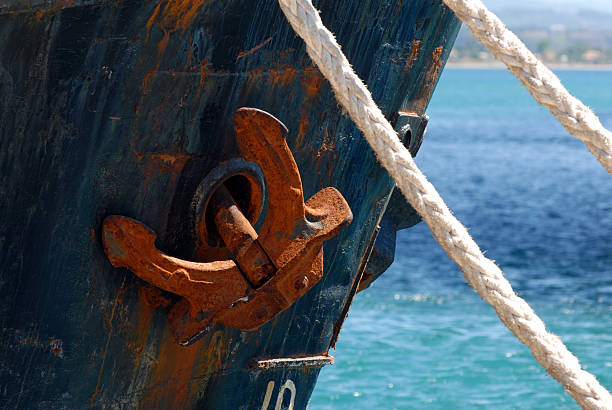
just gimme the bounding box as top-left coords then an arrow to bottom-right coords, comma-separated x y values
0,0 -> 459,408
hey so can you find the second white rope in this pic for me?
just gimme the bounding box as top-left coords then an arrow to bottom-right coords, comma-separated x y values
443,0 -> 612,174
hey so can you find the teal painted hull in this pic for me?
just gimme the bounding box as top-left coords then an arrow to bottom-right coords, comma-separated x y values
0,0 -> 460,408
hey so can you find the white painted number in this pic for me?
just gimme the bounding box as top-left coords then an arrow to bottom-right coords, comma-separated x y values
261,381 -> 275,410
261,379 -> 296,410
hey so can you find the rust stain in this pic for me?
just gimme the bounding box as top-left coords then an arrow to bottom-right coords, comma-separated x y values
138,285 -> 172,309
130,151 -> 192,186
429,46 -> 444,73
297,115 -> 309,142
145,2 -> 162,39
404,39 -> 422,74
149,153 -> 190,165
199,60 -> 210,90
236,37 -> 273,60
147,0 -> 211,35
125,292 -> 156,374
31,0 -> 75,21
157,32 -> 171,57
142,329 -> 229,408
295,67 -> 324,144
301,67 -> 324,98
134,301 -> 155,338
269,66 -> 297,87
90,277 -> 127,408
141,330 -> 201,409
141,71 -> 155,94
142,0 -> 211,89
412,45 -> 444,113
183,35 -> 195,71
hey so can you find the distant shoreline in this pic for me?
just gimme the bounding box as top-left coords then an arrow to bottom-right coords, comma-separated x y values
446,61 -> 612,70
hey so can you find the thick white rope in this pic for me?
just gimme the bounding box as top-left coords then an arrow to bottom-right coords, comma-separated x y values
444,0 -> 612,174
276,0 -> 612,409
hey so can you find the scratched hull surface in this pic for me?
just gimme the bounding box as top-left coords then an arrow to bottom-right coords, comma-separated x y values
0,1 -> 459,408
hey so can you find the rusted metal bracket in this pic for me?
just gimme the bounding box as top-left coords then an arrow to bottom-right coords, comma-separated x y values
102,108 -> 352,345
250,355 -> 333,370
355,111 -> 428,292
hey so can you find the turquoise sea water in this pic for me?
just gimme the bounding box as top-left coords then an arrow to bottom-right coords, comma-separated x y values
310,68 -> 612,409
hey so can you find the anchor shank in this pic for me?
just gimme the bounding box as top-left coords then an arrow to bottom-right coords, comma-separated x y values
209,183 -> 276,287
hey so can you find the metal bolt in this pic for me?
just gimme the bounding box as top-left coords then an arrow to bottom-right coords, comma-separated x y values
294,276 -> 309,290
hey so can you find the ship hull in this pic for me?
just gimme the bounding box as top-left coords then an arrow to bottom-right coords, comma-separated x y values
0,1 -> 460,408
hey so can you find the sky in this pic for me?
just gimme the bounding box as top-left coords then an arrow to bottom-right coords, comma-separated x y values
484,0 -> 612,13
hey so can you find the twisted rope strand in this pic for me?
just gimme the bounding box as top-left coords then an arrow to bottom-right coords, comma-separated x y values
443,0 -> 612,174
276,0 -> 612,408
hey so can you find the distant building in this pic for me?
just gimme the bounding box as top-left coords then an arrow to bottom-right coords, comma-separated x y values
543,50 -> 557,61
478,51 -> 490,60
582,49 -> 604,62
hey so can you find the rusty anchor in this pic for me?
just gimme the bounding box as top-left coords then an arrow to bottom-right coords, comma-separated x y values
102,108 -> 352,345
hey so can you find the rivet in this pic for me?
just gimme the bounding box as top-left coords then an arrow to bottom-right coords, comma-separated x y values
294,276 -> 309,290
